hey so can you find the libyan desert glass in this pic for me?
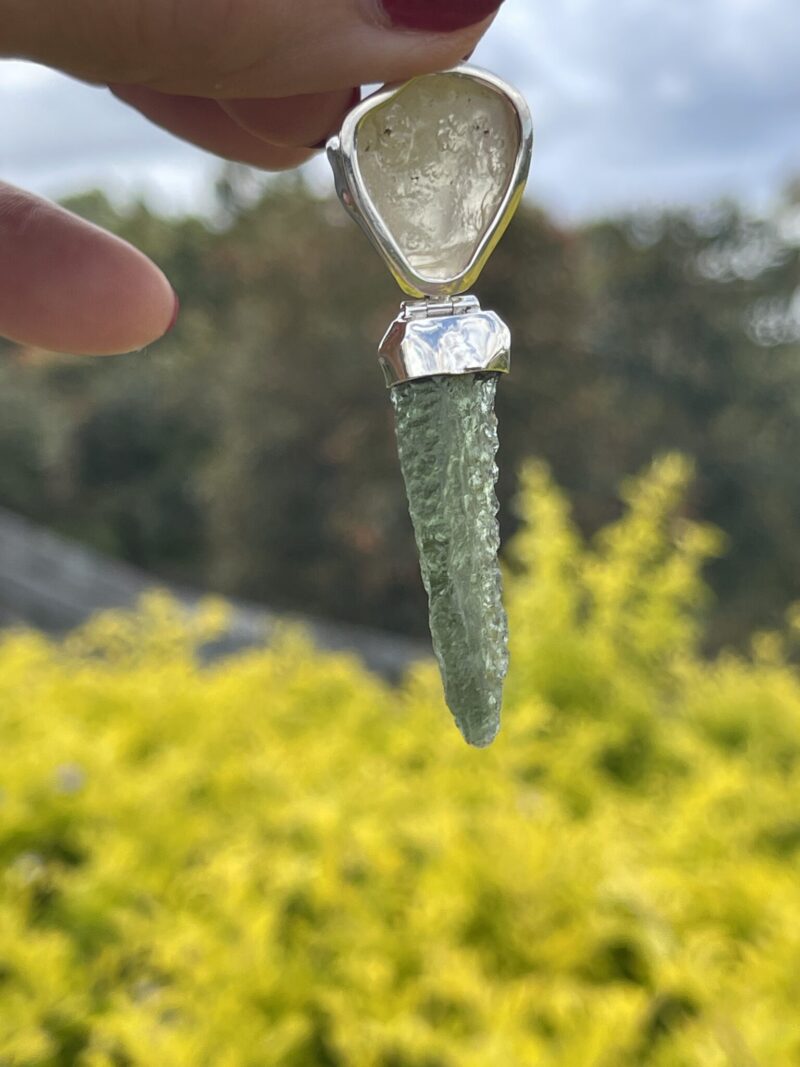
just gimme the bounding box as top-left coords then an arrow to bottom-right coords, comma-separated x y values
355,73 -> 521,284
328,66 -> 532,746
328,66 -> 532,299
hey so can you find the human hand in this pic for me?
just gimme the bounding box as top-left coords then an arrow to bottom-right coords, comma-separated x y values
0,0 -> 502,354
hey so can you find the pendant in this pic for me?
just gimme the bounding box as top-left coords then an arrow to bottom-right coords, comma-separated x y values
327,66 -> 533,747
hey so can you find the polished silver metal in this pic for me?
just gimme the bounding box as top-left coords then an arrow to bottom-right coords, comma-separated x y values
404,295 -> 479,320
379,297 -> 511,387
327,65 -> 533,300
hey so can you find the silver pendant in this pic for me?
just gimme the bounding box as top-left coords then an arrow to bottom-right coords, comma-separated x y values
328,66 -> 533,746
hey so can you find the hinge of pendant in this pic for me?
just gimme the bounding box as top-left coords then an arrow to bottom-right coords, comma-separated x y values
401,295 -> 480,321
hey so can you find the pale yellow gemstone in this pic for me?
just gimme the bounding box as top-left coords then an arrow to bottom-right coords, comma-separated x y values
355,73 -> 520,283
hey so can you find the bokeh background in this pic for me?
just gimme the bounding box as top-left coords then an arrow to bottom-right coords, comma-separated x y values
3,0 -> 800,1063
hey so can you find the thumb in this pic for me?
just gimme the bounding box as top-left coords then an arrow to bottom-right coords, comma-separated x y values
0,183 -> 177,355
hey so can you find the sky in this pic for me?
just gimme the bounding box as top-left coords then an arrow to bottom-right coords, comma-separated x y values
1,0 -> 798,222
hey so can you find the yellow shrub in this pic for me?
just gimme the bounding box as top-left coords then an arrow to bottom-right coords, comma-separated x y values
2,457 -> 800,1066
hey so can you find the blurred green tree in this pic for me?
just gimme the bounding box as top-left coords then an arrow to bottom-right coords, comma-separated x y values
1,175 -> 799,647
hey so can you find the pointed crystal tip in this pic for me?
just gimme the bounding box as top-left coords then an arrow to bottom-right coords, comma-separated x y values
391,375 -> 509,748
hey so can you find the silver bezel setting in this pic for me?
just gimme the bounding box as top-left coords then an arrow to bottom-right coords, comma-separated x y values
327,65 -> 534,300
379,297 -> 511,387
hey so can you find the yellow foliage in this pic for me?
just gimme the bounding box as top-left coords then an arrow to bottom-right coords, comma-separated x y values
2,456 -> 800,1065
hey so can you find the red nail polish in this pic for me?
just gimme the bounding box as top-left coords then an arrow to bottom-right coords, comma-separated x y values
381,0 -> 502,33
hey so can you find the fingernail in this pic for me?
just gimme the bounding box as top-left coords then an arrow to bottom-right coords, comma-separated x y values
380,0 -> 502,33
165,291 -> 180,334
308,87 -> 361,150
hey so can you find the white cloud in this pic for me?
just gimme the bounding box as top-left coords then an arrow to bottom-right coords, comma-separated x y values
0,62 -> 222,214
1,0 -> 798,221
481,0 -> 800,217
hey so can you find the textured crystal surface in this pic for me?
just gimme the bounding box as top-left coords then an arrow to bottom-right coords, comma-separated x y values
391,375 -> 508,747
356,74 -> 519,282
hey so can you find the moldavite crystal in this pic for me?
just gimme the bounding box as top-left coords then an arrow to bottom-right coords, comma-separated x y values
391,374 -> 508,747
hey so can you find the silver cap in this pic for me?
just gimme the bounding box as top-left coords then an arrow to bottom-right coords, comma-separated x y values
379,296 -> 511,387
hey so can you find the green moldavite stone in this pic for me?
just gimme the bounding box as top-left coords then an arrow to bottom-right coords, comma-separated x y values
391,374 -> 509,747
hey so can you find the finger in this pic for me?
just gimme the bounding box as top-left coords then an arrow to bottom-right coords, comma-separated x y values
219,87 -> 360,149
8,0 -> 500,100
109,86 -> 315,169
0,183 -> 176,356
144,11 -> 498,99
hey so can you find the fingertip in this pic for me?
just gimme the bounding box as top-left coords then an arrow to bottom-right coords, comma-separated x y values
0,183 -> 179,356
220,87 -> 361,150
164,290 -> 181,336
110,84 -> 315,170
84,240 -> 179,355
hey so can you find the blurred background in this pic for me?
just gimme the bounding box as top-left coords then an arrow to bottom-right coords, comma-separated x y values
0,0 -> 799,650
4,1 -> 800,1063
